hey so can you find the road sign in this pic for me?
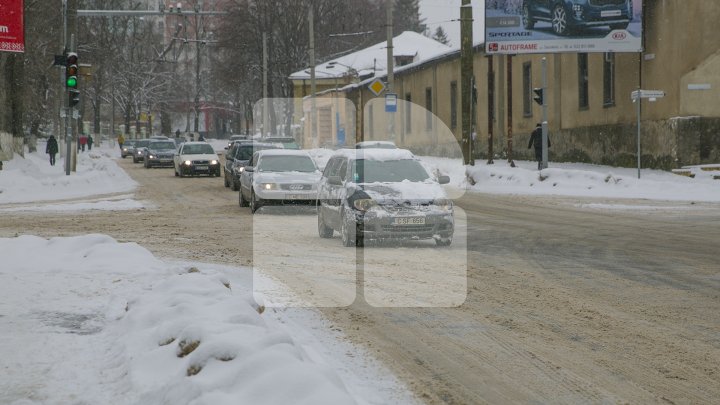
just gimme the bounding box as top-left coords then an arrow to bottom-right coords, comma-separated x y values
385,93 -> 397,113
368,79 -> 386,96
631,90 -> 665,101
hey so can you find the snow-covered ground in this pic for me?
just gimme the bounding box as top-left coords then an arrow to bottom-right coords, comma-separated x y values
2,141 -> 718,404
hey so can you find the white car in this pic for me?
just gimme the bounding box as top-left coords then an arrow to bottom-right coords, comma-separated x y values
239,149 -> 321,213
174,142 -> 221,177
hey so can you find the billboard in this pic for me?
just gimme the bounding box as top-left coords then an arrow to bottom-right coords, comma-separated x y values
0,0 -> 25,53
485,0 -> 642,54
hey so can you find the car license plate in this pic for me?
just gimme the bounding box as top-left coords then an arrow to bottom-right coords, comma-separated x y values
196,165 -> 208,170
393,217 -> 425,225
286,194 -> 305,200
601,10 -> 621,17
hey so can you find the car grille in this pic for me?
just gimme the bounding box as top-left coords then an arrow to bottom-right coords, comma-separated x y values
192,160 -> 210,165
381,224 -> 435,233
589,0 -> 626,5
381,202 -> 433,214
281,184 -> 312,191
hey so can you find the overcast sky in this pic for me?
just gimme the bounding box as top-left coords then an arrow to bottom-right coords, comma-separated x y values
419,0 -> 485,48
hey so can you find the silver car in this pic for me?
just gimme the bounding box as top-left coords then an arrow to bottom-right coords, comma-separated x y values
238,149 -> 321,213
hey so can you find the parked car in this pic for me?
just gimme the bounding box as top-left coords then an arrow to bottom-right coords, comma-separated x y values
317,149 -> 453,247
131,139 -> 152,163
226,134 -> 249,149
120,140 -> 136,158
173,142 -> 221,177
224,142 -> 280,191
239,149 -> 321,213
263,136 -> 300,150
143,140 -> 177,168
522,0 -> 633,36
355,141 -> 397,149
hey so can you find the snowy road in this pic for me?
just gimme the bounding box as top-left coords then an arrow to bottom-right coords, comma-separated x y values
2,155 -> 719,404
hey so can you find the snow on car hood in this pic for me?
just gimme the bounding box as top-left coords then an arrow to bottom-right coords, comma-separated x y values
253,171 -> 322,185
358,180 -> 448,201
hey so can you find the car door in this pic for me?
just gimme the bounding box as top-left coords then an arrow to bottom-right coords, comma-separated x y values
240,152 -> 259,200
174,144 -> 184,170
318,157 -> 339,223
326,157 -> 349,230
224,143 -> 237,175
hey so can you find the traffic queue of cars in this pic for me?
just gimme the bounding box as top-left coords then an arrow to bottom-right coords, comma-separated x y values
119,135 -> 455,246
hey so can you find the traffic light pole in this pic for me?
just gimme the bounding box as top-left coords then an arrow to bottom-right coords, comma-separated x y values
541,57 -> 548,169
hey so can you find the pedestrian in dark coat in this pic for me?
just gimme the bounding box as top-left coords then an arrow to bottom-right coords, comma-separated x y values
46,135 -> 59,166
79,135 -> 88,152
87,135 -> 94,150
528,123 -> 550,170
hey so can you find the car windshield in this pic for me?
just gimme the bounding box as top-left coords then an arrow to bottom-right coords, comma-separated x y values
258,155 -> 317,173
135,140 -> 150,148
182,144 -> 215,154
149,141 -> 176,150
352,159 -> 430,183
237,145 -> 278,160
124,140 -> 136,147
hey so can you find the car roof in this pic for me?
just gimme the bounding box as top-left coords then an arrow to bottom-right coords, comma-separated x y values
264,137 -> 296,141
331,148 -> 416,161
355,141 -> 397,148
182,141 -> 212,146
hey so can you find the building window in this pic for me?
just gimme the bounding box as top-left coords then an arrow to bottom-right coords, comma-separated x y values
603,52 -> 615,107
425,87 -> 433,131
450,81 -> 458,129
405,93 -> 412,134
578,53 -> 589,110
522,62 -> 532,117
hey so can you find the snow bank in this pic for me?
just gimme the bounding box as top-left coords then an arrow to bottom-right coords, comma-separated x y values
0,143 -> 137,204
0,235 -> 364,405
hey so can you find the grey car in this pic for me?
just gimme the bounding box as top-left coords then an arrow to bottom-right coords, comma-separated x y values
120,140 -> 136,158
317,149 -> 453,247
223,142 -> 280,191
143,140 -> 177,168
131,139 -> 152,163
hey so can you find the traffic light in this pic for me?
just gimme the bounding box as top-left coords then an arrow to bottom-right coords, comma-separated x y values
66,52 -> 80,107
533,87 -> 543,106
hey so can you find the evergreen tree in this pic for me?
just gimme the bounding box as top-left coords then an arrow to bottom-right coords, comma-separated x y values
432,26 -> 450,46
393,0 -> 426,34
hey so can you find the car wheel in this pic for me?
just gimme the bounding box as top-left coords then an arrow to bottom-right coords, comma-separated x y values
318,209 -> 333,238
551,4 -> 569,35
224,171 -> 230,187
239,189 -> 249,207
231,177 -> 239,191
522,4 -> 535,29
340,211 -> 361,247
435,236 -> 453,247
250,190 -> 263,214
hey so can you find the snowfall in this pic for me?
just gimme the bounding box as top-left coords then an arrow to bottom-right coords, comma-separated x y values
1,140 -> 719,404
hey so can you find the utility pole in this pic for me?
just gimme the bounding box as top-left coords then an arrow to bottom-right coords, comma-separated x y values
506,54 -> 515,167
460,0 -> 474,165
309,9 -> 317,146
386,0 -> 395,141
541,57 -> 549,169
263,32 -> 269,137
487,55 -> 494,164
193,4 -> 203,134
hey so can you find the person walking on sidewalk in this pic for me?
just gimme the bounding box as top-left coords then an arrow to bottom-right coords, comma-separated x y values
528,123 -> 550,170
87,135 -> 94,151
46,135 -> 59,166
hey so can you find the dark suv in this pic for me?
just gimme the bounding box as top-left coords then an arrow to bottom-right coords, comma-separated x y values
523,0 -> 632,36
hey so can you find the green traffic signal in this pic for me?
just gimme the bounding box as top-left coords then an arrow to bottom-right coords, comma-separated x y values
66,76 -> 78,87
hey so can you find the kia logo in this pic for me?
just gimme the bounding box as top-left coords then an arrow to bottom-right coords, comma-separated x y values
612,32 -> 627,40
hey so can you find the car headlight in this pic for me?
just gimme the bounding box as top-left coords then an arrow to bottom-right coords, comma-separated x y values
211,160 -> 218,165
148,154 -> 155,159
137,151 -> 143,155
434,198 -> 453,211
184,160 -> 192,166
260,183 -> 277,190
353,199 -> 377,212
234,166 -> 245,174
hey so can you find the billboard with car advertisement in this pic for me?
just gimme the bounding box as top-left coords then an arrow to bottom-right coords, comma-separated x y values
485,0 -> 642,54
0,0 -> 25,53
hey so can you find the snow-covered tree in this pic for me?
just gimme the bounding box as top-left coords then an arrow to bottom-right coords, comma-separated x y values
432,26 -> 450,46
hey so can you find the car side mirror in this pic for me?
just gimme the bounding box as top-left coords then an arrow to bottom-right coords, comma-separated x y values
328,175 -> 342,186
245,166 -> 254,172
438,175 -> 450,185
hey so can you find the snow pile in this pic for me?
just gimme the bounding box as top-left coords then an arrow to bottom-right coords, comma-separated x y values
0,144 -> 137,204
0,235 -> 357,405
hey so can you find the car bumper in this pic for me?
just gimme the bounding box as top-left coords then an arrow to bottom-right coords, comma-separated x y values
147,158 -> 174,167
571,5 -> 631,26
255,189 -> 318,205
180,163 -> 221,175
352,210 -> 454,240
